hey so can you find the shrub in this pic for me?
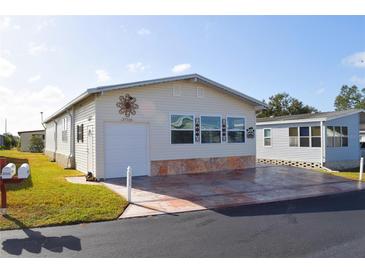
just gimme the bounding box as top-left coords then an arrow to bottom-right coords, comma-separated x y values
29,135 -> 44,152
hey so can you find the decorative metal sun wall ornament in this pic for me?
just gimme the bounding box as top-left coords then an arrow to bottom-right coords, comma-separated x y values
116,93 -> 139,118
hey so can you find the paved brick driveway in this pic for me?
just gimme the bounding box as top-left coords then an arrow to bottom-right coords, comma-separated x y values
102,166 -> 363,218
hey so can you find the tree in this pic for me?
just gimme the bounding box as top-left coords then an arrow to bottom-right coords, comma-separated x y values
257,92 -> 318,118
3,133 -> 19,149
29,135 -> 44,153
334,85 -> 365,111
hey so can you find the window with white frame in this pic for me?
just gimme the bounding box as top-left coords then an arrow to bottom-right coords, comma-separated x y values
227,117 -> 245,143
300,127 -> 310,147
311,126 -> 321,147
263,128 -> 271,146
62,117 -> 68,142
327,126 -> 348,147
170,114 -> 194,144
201,116 -> 221,143
289,126 -> 321,147
289,127 -> 299,147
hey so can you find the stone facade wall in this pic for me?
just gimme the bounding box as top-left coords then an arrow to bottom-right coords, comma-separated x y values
151,155 -> 256,176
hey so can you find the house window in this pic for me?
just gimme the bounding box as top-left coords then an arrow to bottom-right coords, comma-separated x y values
196,87 -> 204,98
300,127 -> 310,147
201,116 -> 221,143
77,124 -> 84,143
171,114 -> 194,144
62,117 -> 68,142
327,126 -> 334,147
289,127 -> 299,147
334,126 -> 342,147
263,128 -> 271,146
227,117 -> 245,143
311,126 -> 321,147
327,126 -> 348,147
342,127 -> 348,147
62,117 -> 68,131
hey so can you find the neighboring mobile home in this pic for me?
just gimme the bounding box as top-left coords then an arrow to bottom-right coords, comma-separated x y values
44,74 -> 266,179
256,110 -> 365,170
18,130 -> 45,152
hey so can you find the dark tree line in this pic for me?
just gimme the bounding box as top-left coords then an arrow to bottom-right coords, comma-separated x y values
257,84 -> 365,118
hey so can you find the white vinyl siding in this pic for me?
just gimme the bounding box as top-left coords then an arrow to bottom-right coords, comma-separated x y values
257,122 -> 322,163
74,96 -> 96,174
94,80 -> 257,178
325,113 -> 360,162
55,112 -> 71,156
45,122 -> 55,152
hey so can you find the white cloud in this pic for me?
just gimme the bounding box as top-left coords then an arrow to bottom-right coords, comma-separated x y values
0,17 -> 11,30
137,28 -> 151,36
0,49 -> 11,57
172,63 -> 191,74
315,88 -> 325,95
126,62 -> 147,73
30,85 -> 65,102
0,57 -> 16,78
350,75 -> 365,86
0,85 -> 66,134
28,74 -> 41,83
96,69 -> 111,83
0,17 -> 20,31
343,51 -> 365,68
28,42 -> 54,56
35,18 -> 54,32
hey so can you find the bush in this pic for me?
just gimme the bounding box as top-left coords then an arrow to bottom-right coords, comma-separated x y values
29,135 -> 44,153
3,133 -> 19,149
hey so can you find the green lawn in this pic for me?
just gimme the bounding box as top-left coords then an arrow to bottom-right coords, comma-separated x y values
324,170 -> 364,182
0,150 -> 128,230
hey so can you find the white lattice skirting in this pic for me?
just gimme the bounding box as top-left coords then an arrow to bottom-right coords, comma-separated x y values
257,158 -> 323,169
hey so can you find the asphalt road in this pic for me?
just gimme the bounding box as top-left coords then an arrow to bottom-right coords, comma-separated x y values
3,191 -> 365,257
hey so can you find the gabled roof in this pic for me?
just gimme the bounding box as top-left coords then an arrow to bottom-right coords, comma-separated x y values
44,74 -> 267,123
257,109 -> 365,125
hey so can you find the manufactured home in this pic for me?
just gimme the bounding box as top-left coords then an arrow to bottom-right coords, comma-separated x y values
44,74 -> 266,179
256,110 -> 365,170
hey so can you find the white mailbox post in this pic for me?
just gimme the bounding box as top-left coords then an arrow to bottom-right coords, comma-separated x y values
0,161 -> 30,215
360,157 -> 364,181
1,163 -> 16,179
126,166 -> 132,203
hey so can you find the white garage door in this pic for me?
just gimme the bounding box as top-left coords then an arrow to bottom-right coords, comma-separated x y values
104,123 -> 148,178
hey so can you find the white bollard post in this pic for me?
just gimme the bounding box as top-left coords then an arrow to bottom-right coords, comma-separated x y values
127,166 -> 132,202
360,157 -> 364,181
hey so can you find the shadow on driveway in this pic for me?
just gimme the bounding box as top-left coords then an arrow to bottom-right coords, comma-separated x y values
1,215 -> 81,256
214,189 -> 365,218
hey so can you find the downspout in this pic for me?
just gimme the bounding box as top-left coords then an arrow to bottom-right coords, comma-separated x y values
53,120 -> 58,161
67,107 -> 75,168
320,120 -> 326,167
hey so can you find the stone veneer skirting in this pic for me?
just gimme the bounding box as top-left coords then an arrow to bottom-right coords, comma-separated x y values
151,155 -> 256,176
44,150 -> 75,169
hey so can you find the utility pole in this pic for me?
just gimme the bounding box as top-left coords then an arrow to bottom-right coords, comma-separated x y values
4,118 -> 7,134
40,112 -> 46,129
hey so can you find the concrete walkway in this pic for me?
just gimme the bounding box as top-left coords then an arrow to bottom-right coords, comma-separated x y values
101,166 -> 363,219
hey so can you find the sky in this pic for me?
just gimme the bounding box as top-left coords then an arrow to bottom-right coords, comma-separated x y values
0,16 -> 365,135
